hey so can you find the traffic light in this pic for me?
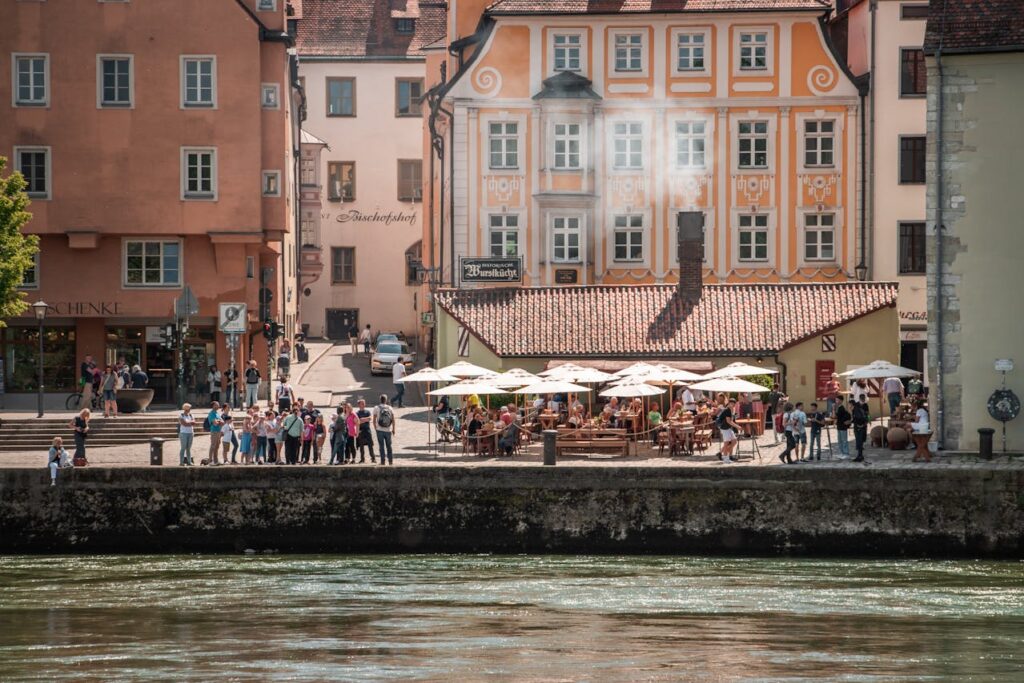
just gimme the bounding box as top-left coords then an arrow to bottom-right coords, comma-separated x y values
262,320 -> 273,340
270,321 -> 281,341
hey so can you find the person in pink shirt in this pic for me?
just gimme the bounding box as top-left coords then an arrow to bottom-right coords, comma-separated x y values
344,402 -> 359,464
300,415 -> 315,464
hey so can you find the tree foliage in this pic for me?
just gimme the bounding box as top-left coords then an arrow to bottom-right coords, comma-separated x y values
0,156 -> 39,326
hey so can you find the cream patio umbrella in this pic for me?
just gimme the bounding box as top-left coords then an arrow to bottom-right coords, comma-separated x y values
688,376 -> 771,395
613,361 -> 660,377
705,362 -> 780,379
398,367 -> 460,453
538,362 -> 586,378
513,380 -> 592,395
428,380 -> 506,396
600,378 -> 666,442
839,360 -> 921,420
554,366 -> 617,417
437,360 -> 493,379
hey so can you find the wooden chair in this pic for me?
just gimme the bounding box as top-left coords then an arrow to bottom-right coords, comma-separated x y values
692,428 -> 713,453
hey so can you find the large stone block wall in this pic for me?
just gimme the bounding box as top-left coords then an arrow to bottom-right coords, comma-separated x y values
1,467 -> 1022,556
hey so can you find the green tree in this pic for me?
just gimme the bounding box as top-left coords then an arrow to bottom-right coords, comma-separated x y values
0,156 -> 39,326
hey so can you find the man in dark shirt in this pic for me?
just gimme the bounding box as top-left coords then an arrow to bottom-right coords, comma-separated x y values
851,397 -> 870,462
355,399 -> 375,463
244,360 -> 261,408
224,364 -> 239,408
808,402 -> 826,461
834,400 -> 852,459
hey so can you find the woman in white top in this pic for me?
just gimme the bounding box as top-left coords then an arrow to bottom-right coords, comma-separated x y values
219,415 -> 235,465
911,404 -> 930,434
178,403 -> 195,466
47,436 -> 70,486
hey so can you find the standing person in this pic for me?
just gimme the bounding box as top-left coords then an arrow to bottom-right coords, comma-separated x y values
808,402 -> 825,461
300,415 -> 314,464
882,376 -> 905,416
254,410 -> 269,464
355,399 -> 376,463
264,410 -> 280,464
779,402 -> 796,464
852,396 -> 870,462
178,403 -> 195,466
329,409 -> 346,465
207,365 -> 222,404
766,384 -> 783,442
824,373 -> 841,417
349,324 -> 360,355
244,360 -> 261,408
282,407 -> 303,465
131,365 -> 149,389
100,365 -> 119,418
69,409 -> 90,465
850,379 -> 869,405
47,437 -> 71,486
276,378 -> 295,414
716,397 -> 741,464
313,414 -> 326,464
219,414 -> 235,466
834,398 -> 852,460
205,401 -> 223,465
277,339 -> 291,378
359,324 -> 373,355
681,385 -> 697,415
239,408 -> 254,465
372,394 -> 396,466
392,360 -> 407,408
221,406 -> 240,464
791,402 -> 808,462
344,402 -> 359,463
224,364 -> 239,409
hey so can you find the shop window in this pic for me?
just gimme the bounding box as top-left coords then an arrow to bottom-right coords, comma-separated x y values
1,326 -> 77,392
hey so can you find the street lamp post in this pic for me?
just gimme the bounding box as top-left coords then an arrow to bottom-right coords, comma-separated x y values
32,300 -> 48,418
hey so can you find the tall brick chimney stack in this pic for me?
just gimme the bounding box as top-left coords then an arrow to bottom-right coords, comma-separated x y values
676,211 -> 705,303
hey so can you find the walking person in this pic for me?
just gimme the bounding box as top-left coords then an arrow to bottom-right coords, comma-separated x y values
766,383 -> 783,439
808,402 -> 825,461
359,324 -> 373,355
882,376 -> 905,416
852,396 -> 870,462
69,408 -> 90,466
205,401 -> 223,465
392,360 -> 407,408
282,407 -> 303,465
349,324 -> 360,356
208,365 -> 222,404
716,397 -> 740,464
47,437 -> 71,486
179,403 -> 196,466
355,398 -> 376,463
834,398 -> 852,459
276,378 -> 295,414
277,339 -> 291,378
244,360 -> 261,408
372,394 -> 396,466
100,365 -> 120,418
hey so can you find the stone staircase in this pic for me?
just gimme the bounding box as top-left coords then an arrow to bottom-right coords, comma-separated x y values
0,414 -> 180,452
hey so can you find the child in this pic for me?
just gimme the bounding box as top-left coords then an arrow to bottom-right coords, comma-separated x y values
808,402 -> 825,461
219,414 -> 235,466
47,437 -> 70,486
648,405 -> 663,444
239,409 -> 254,465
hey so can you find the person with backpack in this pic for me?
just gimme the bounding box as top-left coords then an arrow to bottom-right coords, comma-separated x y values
281,407 -> 303,465
372,394 -> 396,466
834,399 -> 852,459
276,378 -> 295,414
851,396 -> 870,462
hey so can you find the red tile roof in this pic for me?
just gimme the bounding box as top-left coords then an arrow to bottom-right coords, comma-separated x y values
924,0 -> 1024,55
436,282 -> 898,358
487,0 -> 831,15
296,0 -> 447,58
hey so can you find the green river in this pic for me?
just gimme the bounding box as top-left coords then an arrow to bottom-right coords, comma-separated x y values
0,555 -> 1021,681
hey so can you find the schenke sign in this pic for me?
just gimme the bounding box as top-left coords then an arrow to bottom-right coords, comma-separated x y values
461,257 -> 523,283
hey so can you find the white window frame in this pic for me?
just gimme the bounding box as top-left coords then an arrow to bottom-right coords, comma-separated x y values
736,213 -> 770,263
796,112 -> 843,174
737,120 -> 769,169
262,170 -> 281,197
122,238 -> 183,288
612,214 -> 645,263
180,55 -> 217,109
256,0 -> 276,10
734,28 -> 774,76
11,53 -> 49,107
610,30 -> 647,76
802,212 -> 837,263
488,214 -> 520,258
612,121 -> 644,170
552,122 -> 582,170
488,120 -> 519,170
96,54 -> 134,108
549,31 -> 585,75
261,83 -> 280,109
13,145 -> 51,199
180,146 -> 217,200
550,214 -> 583,263
674,120 -> 707,170
671,28 -> 711,77
803,119 -> 836,168
17,251 -> 40,290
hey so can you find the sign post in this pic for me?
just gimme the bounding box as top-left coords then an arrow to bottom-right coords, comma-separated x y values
219,304 -> 247,409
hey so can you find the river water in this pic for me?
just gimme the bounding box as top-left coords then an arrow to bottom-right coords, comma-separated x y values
0,555 -> 1021,681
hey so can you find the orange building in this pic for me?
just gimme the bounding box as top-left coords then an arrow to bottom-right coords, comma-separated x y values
422,0 -> 866,297
0,0 -> 301,407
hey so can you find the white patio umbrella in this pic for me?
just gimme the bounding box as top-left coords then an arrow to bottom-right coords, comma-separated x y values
705,362 -> 780,379
688,376 -> 769,394
613,361 -> 660,377
839,360 -> 921,420
477,372 -> 531,389
600,381 -> 666,398
437,360 -> 493,378
397,367 -> 459,453
501,368 -> 541,383
538,362 -> 586,377
428,380 -> 506,396
513,380 -> 592,395
562,367 -> 617,383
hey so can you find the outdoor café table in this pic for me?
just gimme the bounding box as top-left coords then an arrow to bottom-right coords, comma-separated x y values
668,423 -> 694,456
734,418 -> 760,437
615,412 -> 640,436
539,413 -> 559,430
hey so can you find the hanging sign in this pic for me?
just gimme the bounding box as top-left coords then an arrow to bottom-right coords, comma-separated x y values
460,257 -> 522,283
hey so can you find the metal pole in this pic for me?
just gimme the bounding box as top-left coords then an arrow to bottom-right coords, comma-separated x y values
37,318 -> 44,418
229,334 -> 238,409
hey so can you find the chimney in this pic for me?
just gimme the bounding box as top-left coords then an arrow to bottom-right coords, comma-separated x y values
676,211 -> 705,303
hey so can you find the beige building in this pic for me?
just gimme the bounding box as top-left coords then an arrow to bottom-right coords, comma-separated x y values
925,0 -> 1024,451
294,0 -> 445,344
832,0 -> 929,374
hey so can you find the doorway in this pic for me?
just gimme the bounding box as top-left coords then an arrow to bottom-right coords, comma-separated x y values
326,309 -> 358,340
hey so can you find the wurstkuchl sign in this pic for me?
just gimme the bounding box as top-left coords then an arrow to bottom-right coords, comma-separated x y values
460,257 -> 523,283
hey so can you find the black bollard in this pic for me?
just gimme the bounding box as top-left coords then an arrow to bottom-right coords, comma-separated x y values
543,429 -> 557,466
150,438 -> 164,466
978,428 -> 995,459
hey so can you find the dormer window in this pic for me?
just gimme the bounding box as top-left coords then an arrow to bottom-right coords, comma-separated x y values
395,18 -> 415,34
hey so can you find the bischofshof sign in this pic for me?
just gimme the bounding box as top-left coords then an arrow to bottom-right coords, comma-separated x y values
460,257 -> 523,283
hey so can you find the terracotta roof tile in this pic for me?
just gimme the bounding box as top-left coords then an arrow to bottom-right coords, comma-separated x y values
487,0 -> 831,15
436,282 -> 898,358
924,0 -> 1024,55
296,0 -> 447,58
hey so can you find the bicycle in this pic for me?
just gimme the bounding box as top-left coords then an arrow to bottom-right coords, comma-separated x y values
65,385 -> 101,412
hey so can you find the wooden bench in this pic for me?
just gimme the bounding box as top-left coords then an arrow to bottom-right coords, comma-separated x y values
555,437 -> 629,458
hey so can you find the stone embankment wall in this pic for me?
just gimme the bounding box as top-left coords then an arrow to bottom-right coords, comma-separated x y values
1,467 -> 1022,556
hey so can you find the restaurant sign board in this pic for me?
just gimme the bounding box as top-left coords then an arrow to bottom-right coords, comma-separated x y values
460,257 -> 522,283
555,269 -> 578,284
